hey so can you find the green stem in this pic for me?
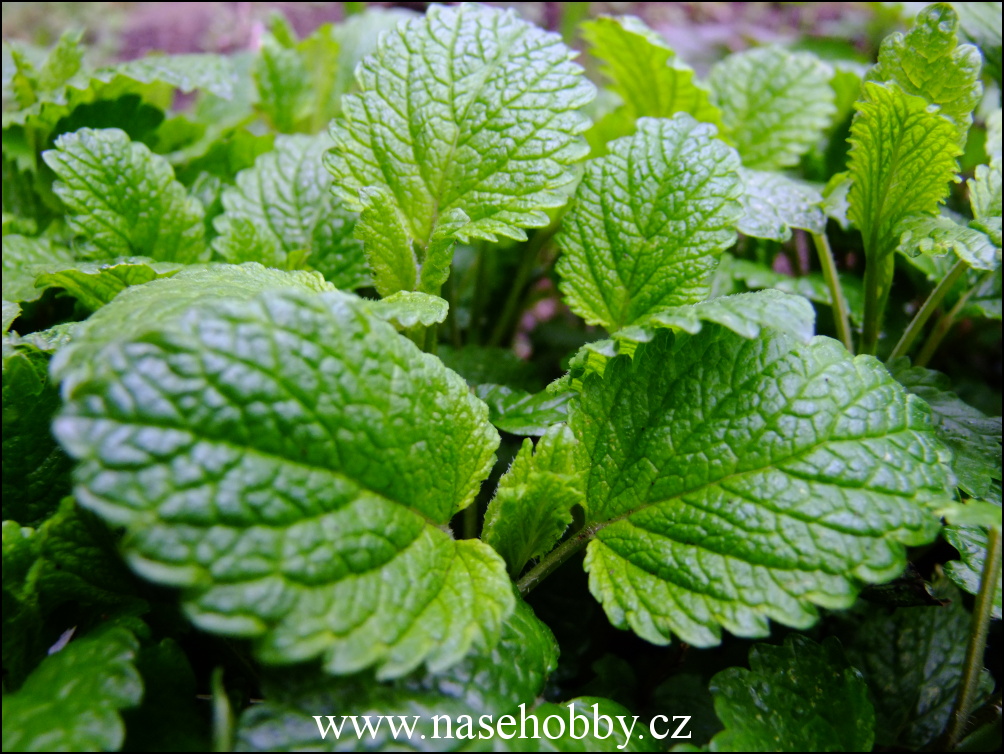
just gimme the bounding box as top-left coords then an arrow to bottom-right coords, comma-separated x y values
517,525 -> 597,597
487,228 -> 551,347
211,667 -> 234,753
442,269 -> 462,349
861,251 -> 892,355
888,258 -> 968,362
915,270 -> 988,367
468,245 -> 490,345
945,525 -> 1002,750
811,231 -> 853,353
462,503 -> 478,540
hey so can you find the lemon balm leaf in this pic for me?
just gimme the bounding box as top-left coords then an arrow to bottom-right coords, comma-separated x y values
556,116 -> 742,331
53,288 -> 512,679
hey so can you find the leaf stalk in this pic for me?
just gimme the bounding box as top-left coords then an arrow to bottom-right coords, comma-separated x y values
889,258 -> 968,362
517,525 -> 597,596
811,231 -> 853,352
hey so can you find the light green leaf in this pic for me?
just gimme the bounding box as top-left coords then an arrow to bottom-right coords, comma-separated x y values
895,213 -> 999,270
839,579 -> 995,747
368,291 -> 449,329
737,169 -> 826,241
1,626 -> 143,752
213,134 -> 367,288
3,338 -> 73,525
723,257 -> 865,324
969,109 -> 1002,247
254,31 -> 312,134
474,385 -> 571,436
955,1 -> 1002,87
848,81 -> 961,321
327,2 -> 594,270
2,301 -> 20,333
54,288 -> 512,678
112,53 -> 238,100
484,424 -> 583,577
709,635 -> 874,752
575,326 -> 950,647
939,500 -> 1003,529
556,116 -> 742,331
2,234 -> 74,303
868,3 -> 983,146
236,598 -> 558,751
583,15 -> 722,146
354,187 -> 418,297
822,171 -> 853,230
51,263 -> 336,389
43,128 -> 207,263
33,258 -> 185,311
709,46 -> 836,170
889,357 -> 1001,497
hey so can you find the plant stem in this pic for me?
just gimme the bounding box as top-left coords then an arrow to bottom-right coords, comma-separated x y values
812,231 -> 853,353
487,228 -> 551,347
945,525 -> 1002,750
889,258 -> 968,362
442,269 -> 462,348
468,245 -> 490,345
211,667 -> 234,753
517,525 -> 597,597
463,503 -> 478,540
861,251 -> 892,355
915,270 -> 988,367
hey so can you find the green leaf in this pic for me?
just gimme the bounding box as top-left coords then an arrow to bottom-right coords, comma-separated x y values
969,109 -> 1002,247
848,81 -> 961,322
367,291 -> 449,329
33,258 -> 185,311
889,357 -> 1001,497
556,116 -> 742,331
2,300 -> 20,332
838,579 -> 995,747
51,263 -> 336,389
736,169 -> 826,241
43,128 -> 207,263
236,598 -> 558,750
326,2 -> 594,274
474,385 -> 571,436
582,15 -> 722,146
3,338 -> 72,525
1,626 -> 143,752
868,3 -> 983,146
574,326 -> 950,647
723,257 -> 865,324
329,9 -> 417,113
939,500 -> 1003,529
709,46 -> 836,170
944,483 -> 1002,619
484,424 -> 582,577
112,53 -> 238,100
2,519 -> 44,688
438,345 -> 543,392
895,213 -> 1000,270
955,2 -> 1002,87
212,134 -> 366,288
254,31 -> 312,133
1,234 -> 74,303
55,288 -> 512,678
709,635 -> 874,752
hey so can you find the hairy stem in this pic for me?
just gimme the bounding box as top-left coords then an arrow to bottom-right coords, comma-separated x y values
812,231 -> 853,353
889,258 -> 968,362
517,525 -> 597,596
945,525 -> 1002,750
861,251 -> 892,355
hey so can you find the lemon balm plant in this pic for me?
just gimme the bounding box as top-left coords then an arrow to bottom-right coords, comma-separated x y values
2,3 -> 1001,751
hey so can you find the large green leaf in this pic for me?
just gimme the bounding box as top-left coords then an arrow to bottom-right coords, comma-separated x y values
709,46 -> 836,170
709,635 -> 874,752
868,3 -> 983,146
573,325 -> 950,647
839,580 -> 995,748
483,424 -> 583,577
582,15 -> 722,146
213,135 -> 367,288
889,358 -> 1001,497
43,128 -> 207,263
54,288 -> 512,678
556,116 -> 742,331
1,626 -> 143,752
326,3 -> 593,292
